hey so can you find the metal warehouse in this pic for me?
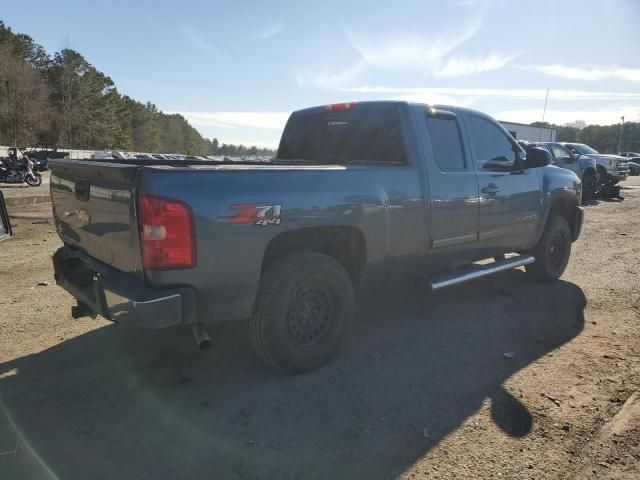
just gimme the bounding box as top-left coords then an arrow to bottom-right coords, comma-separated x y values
500,121 -> 557,142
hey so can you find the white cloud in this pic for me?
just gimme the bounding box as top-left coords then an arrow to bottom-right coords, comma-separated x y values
181,27 -> 220,55
495,106 -> 640,125
250,23 -> 285,42
297,17 -> 517,89
177,111 -> 290,130
526,64 -> 640,82
347,19 -> 482,74
342,86 -> 640,101
295,60 -> 368,89
437,52 -> 520,77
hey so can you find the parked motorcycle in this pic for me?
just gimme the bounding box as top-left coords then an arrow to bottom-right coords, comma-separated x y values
0,158 -> 42,186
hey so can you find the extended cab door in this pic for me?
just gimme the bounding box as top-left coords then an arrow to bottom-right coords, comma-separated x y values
464,114 -> 542,250
420,109 -> 479,251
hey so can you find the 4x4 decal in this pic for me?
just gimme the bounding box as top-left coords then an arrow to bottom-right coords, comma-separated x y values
229,204 -> 282,226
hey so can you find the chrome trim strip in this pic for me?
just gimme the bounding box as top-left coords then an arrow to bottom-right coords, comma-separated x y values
431,232 -> 477,248
478,227 -> 510,241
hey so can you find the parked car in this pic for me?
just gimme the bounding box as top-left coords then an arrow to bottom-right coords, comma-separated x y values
628,161 -> 640,176
91,151 -> 114,160
559,143 -> 628,187
23,147 -> 67,169
49,102 -> 583,373
523,142 -> 598,201
619,152 -> 640,161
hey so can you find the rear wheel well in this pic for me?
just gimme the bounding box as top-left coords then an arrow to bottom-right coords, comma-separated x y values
261,227 -> 366,284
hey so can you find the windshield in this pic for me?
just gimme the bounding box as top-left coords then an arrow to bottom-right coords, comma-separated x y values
277,107 -> 406,165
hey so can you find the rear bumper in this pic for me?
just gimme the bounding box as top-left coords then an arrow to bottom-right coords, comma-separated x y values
572,206 -> 584,242
53,246 -> 195,328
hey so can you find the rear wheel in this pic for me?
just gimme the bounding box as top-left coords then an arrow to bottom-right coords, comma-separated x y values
249,251 -> 355,373
525,215 -> 572,282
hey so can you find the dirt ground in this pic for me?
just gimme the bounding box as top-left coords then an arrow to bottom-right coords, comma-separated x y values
0,178 -> 639,480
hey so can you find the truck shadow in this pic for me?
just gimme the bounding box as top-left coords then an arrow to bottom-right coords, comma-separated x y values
0,270 -> 585,480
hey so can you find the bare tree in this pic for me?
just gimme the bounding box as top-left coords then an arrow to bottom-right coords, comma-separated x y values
0,45 -> 49,146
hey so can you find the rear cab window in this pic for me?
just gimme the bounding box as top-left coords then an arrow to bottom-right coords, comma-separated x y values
425,113 -> 467,172
277,105 -> 407,165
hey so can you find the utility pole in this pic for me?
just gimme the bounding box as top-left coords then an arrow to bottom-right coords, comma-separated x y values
538,89 -> 549,141
617,116 -> 625,154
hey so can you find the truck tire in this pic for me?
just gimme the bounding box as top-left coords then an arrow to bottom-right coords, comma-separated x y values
596,166 -> 609,188
249,251 -> 355,373
525,215 -> 572,282
581,170 -> 597,202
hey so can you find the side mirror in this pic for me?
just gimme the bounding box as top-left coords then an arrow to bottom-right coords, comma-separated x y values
523,147 -> 552,169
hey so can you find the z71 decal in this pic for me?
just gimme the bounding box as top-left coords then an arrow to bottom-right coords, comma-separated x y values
229,204 -> 282,226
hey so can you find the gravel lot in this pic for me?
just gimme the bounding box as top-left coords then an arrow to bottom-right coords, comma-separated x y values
1,178 -> 639,479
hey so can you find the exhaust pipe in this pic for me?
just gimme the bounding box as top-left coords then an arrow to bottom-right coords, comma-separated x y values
193,322 -> 211,350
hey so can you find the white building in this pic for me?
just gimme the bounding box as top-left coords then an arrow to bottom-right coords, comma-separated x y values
500,121 -> 556,142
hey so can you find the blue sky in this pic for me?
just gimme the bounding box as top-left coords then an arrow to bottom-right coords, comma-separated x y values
3,0 -> 640,147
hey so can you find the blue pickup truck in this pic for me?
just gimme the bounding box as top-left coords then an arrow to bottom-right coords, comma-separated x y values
50,101 -> 583,373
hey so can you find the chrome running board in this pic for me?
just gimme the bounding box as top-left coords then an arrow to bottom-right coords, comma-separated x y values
429,255 -> 535,291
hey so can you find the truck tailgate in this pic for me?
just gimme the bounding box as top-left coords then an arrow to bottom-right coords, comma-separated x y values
50,159 -> 144,278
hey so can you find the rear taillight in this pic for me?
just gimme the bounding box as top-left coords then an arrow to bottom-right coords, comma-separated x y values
139,196 -> 195,269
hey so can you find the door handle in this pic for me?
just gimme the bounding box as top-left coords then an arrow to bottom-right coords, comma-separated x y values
482,184 -> 500,196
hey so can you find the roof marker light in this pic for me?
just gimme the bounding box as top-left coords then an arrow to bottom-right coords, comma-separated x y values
325,102 -> 357,111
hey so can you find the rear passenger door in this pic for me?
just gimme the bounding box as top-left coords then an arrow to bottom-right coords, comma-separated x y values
422,110 -> 479,251
465,114 -> 542,250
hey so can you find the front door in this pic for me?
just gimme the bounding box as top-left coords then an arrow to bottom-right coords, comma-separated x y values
464,114 -> 542,250
549,143 -> 580,176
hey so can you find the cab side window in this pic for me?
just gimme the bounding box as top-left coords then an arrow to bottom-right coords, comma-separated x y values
467,115 -> 518,171
550,144 -> 571,161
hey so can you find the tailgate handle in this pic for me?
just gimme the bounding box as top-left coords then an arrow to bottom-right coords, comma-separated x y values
75,181 -> 90,201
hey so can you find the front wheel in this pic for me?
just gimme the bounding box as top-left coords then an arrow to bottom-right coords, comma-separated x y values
525,215 -> 572,282
26,173 -> 42,187
248,251 -> 355,373
581,170 -> 597,202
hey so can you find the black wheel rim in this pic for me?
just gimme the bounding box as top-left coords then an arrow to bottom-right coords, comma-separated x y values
287,283 -> 335,347
548,231 -> 567,269
584,173 -> 596,191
